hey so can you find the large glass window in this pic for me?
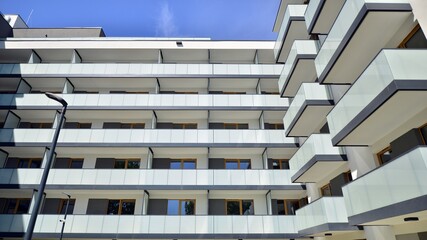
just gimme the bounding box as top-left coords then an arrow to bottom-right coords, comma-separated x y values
14,158 -> 42,168
114,159 -> 140,169
169,159 -> 197,169
63,122 -> 92,129
167,199 -> 195,215
107,199 -> 135,215
377,147 -> 392,166
399,25 -> 427,48
321,184 -> 332,197
271,159 -> 290,169
226,200 -> 254,215
225,159 -> 251,169
277,199 -> 301,215
1,198 -> 31,214
172,123 -> 198,129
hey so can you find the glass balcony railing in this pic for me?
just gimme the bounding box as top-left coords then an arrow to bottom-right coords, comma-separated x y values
0,129 -> 298,148
0,214 -> 298,236
0,169 -> 304,189
0,93 -> 290,110
296,197 -> 352,234
0,63 -> 283,78
327,49 -> 427,145
342,147 -> 427,223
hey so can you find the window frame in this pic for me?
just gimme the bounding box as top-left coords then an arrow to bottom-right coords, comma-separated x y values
398,24 -> 423,48
169,158 -> 197,169
225,199 -> 254,215
271,159 -> 290,169
113,158 -> 141,169
377,146 -> 392,166
224,159 -> 251,169
107,199 -> 136,215
320,183 -> 332,197
17,158 -> 42,168
2,198 -> 31,214
167,199 -> 196,215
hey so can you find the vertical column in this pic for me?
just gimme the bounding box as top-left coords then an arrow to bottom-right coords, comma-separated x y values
28,189 -> 46,214
158,50 -> 163,64
0,149 -> 9,168
155,78 -> 161,94
71,49 -> 82,63
151,111 -> 157,129
41,147 -> 56,169
28,50 -> 41,63
3,111 -> 21,128
365,226 -> 397,240
62,78 -> 75,94
266,190 -> 272,215
256,78 -> 261,94
259,111 -> 265,130
16,78 -> 32,94
142,191 -> 150,215
262,148 -> 268,169
147,148 -> 153,169
52,110 -> 66,128
254,50 -> 259,64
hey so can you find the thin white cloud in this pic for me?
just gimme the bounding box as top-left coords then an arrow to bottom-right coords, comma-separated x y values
156,2 -> 177,37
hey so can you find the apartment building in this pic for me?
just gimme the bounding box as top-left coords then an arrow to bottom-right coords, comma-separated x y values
0,0 -> 426,239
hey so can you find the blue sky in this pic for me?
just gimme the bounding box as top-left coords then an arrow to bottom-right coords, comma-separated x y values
1,0 -> 280,40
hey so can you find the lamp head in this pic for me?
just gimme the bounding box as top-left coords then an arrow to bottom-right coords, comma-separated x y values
45,92 -> 67,107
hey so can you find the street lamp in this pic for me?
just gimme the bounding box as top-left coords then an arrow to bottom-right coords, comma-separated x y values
24,92 -> 68,240
59,192 -> 71,240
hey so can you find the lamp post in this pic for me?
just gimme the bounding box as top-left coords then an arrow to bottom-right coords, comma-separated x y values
59,192 -> 71,240
24,92 -> 68,240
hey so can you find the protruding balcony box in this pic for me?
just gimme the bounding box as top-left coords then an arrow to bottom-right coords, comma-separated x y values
327,50 -> 427,146
296,197 -> 358,236
0,129 -> 298,148
289,134 -> 347,183
274,5 -> 309,63
278,40 -> 319,97
0,94 -> 290,111
343,147 -> 427,226
283,83 -> 334,137
0,169 -> 305,191
305,0 -> 346,34
0,214 -> 299,239
273,0 -> 307,33
315,0 -> 412,84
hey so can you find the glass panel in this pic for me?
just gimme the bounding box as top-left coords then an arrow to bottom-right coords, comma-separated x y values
70,160 -> 83,169
242,200 -> 254,215
240,160 -> 251,169
107,200 -> 120,215
4,199 -> 17,213
167,200 -> 179,215
173,124 -> 184,129
170,161 -> 182,169
132,123 -> 145,129
405,28 -> 427,48
121,123 -> 131,129
272,160 -> 280,169
183,161 -> 196,169
226,201 -> 240,215
225,161 -> 238,169
321,185 -> 332,197
17,159 -> 29,168
277,200 -> 285,215
185,124 -> 197,129
281,160 -> 290,170
237,124 -> 249,129
29,159 -> 42,168
286,200 -> 300,215
114,160 -> 126,169
225,124 -> 236,129
127,160 -> 140,169
59,199 -> 75,214
79,123 -> 92,129
379,149 -> 392,165
121,200 -> 135,215
16,199 -> 31,214
181,200 -> 195,215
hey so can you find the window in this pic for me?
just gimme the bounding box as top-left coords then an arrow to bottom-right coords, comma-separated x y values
167,199 -> 195,215
103,122 -> 145,129
59,199 -> 76,214
225,159 -> 251,169
114,159 -> 140,169
321,183 -> 332,197
12,158 -> 42,168
226,200 -> 254,215
265,123 -> 284,129
277,199 -> 301,215
377,147 -> 392,166
107,199 -> 135,215
224,123 -> 249,129
172,123 -> 198,129
399,25 -> 427,48
63,122 -> 92,129
1,198 -> 31,214
169,159 -> 196,169
271,159 -> 290,169
19,122 -> 52,129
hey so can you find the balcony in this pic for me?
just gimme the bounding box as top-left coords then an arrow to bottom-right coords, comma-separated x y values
0,63 -> 283,78
0,169 -> 305,191
305,0 -> 346,34
274,5 -> 309,63
343,147 -> 427,226
315,0 -> 412,84
278,40 -> 319,97
289,134 -> 347,183
296,197 -> 358,236
283,83 -> 333,137
327,50 -> 427,146
0,214 -> 299,238
0,94 -> 289,111
0,129 -> 298,148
